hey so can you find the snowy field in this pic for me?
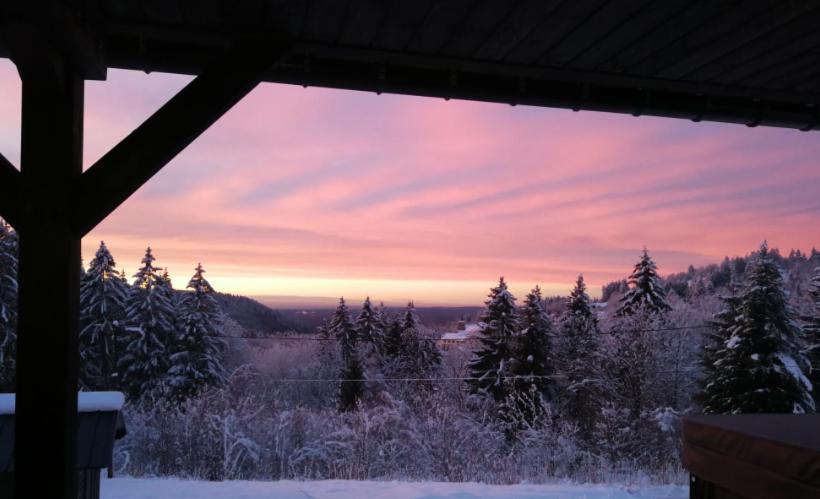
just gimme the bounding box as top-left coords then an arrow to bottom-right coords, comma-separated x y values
101,477 -> 687,499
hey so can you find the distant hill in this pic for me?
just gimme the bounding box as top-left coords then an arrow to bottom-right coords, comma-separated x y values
601,246 -> 819,313
276,306 -> 484,333
215,293 -> 308,335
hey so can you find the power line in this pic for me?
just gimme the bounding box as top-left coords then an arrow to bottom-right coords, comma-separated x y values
254,370 -> 700,384
213,323 -> 714,342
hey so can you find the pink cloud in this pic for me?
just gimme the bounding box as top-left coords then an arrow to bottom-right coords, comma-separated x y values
0,64 -> 817,304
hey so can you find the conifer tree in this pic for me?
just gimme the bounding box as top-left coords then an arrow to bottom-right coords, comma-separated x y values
513,286 -> 553,392
699,243 -> 814,414
617,248 -> 671,317
608,249 -> 673,417
330,298 -> 363,411
503,285 -> 553,433
381,319 -> 404,363
356,296 -> 383,355
805,265 -> 820,407
167,264 -> 226,402
0,220 -> 17,391
401,301 -> 441,379
697,294 -> 741,414
556,275 -> 602,440
119,247 -> 176,400
467,277 -> 518,403
79,241 -> 128,390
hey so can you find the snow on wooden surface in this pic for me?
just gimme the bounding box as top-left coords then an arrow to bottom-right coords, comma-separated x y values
0,391 -> 124,415
101,477 -> 687,499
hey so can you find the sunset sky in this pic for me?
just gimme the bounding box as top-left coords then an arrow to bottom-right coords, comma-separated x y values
1,61 -> 818,307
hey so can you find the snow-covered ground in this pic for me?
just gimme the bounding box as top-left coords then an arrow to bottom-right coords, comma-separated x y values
102,477 -> 687,499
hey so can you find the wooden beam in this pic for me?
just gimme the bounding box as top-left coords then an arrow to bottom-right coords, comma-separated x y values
74,41 -> 287,236
15,47 -> 84,499
1,0 -> 106,80
0,153 -> 20,228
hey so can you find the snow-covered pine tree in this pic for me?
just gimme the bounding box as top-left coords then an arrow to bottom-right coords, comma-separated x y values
330,298 -> 363,411
616,248 -> 671,317
805,265 -> 820,407
602,250 -> 675,464
502,285 -> 554,434
376,300 -> 389,333
382,318 -> 404,364
79,241 -> 128,390
401,301 -> 441,380
556,275 -> 602,441
167,263 -> 226,403
467,277 -> 518,403
0,220 -> 18,391
513,285 -> 553,394
356,296 -> 383,356
157,268 -> 178,334
331,298 -> 357,362
697,294 -> 741,414
119,247 -> 176,400
701,243 -> 814,414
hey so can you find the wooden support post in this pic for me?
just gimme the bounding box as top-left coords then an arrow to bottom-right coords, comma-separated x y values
14,55 -> 84,499
0,154 -> 21,228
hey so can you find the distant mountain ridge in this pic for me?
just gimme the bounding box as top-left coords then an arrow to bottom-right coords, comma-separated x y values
215,292 -> 308,335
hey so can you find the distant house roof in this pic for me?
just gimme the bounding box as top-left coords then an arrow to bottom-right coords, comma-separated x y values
441,323 -> 481,341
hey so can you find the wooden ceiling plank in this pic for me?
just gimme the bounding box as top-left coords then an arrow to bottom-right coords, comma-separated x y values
712,29 -> 820,88
599,0 -> 725,73
372,0 -> 437,52
568,0 -> 691,69
139,0 -> 185,25
504,0 -> 609,65
539,0 -> 653,67
177,0 -> 221,28
744,51 -> 820,90
434,0 -> 517,58
686,8 -> 820,83
657,3 -> 818,80
264,0 -> 311,38
300,0 -> 350,42
626,2 -> 773,77
406,0 -> 478,54
471,0 -> 564,61
104,0 -> 146,22
338,0 -> 389,47
793,69 -> 820,92
222,0 -> 267,31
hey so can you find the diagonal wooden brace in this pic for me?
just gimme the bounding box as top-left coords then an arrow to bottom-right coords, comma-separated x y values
74,41 -> 288,236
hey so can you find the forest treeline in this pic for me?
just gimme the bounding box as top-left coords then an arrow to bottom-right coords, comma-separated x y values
2,219 -> 819,483
0,221 -> 226,404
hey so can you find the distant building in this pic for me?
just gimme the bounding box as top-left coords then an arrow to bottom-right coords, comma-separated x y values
437,320 -> 481,351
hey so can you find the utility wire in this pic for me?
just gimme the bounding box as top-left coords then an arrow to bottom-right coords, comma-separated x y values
212,323 -> 714,342
249,369 -> 700,384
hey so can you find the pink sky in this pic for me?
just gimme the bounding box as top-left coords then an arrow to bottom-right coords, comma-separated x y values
1,62 -> 818,306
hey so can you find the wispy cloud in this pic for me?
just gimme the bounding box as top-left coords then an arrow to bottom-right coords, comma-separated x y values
1,61 -> 816,305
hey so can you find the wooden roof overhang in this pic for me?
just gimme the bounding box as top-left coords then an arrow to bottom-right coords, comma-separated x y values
4,1 -> 820,130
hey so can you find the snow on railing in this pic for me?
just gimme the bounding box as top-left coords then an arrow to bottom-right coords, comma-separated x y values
0,391 -> 125,415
